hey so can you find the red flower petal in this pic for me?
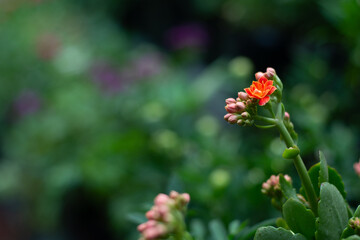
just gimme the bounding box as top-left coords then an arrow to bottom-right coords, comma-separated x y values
268,86 -> 276,95
264,80 -> 273,88
245,88 -> 254,97
258,76 -> 268,84
259,96 -> 270,106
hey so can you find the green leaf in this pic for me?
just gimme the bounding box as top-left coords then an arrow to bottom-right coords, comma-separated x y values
343,236 -> 360,240
319,151 -> 329,184
190,219 -> 206,240
276,218 -> 289,229
316,183 -> 348,240
354,205 -> 360,217
282,146 -> 300,159
254,226 -> 306,240
300,163 -> 346,199
209,219 -> 228,240
228,219 -> 247,239
279,174 -> 299,201
282,198 -> 316,239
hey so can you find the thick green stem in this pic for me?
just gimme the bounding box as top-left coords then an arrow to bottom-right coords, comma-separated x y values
276,120 -> 318,216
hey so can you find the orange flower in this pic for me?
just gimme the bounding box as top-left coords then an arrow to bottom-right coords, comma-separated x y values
244,76 -> 276,106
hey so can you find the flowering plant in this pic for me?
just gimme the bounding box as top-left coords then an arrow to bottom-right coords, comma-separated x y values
138,68 -> 360,240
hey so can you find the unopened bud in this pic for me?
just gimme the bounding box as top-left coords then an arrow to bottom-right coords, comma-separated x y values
255,72 -> 264,80
241,112 -> 249,119
155,194 -> 170,206
349,217 -> 360,230
284,112 -> 290,121
237,119 -> 243,126
228,115 -> 239,124
265,67 -> 276,78
235,102 -> 246,112
181,193 -> 190,204
224,113 -> 232,121
146,209 -> 160,220
238,92 -> 249,101
354,161 -> 360,177
169,191 -> 179,199
225,98 -> 237,105
225,103 -> 237,113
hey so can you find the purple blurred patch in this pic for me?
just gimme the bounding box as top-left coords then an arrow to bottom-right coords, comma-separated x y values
90,62 -> 123,93
13,90 -> 42,117
166,23 -> 209,50
131,52 -> 164,79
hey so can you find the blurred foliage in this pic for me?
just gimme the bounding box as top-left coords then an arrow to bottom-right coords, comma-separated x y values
0,0 -> 359,239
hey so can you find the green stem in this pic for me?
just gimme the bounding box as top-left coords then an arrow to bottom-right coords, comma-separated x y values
276,119 -> 318,216
254,115 -> 277,125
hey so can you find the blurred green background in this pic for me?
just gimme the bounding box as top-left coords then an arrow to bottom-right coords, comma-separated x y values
0,0 -> 359,239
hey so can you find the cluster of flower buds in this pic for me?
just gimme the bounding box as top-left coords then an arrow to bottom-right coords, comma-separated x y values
349,217 -> 360,233
261,174 -> 292,198
354,160 -> 360,177
261,174 -> 293,210
138,191 -> 190,240
255,67 -> 277,80
224,91 -> 256,126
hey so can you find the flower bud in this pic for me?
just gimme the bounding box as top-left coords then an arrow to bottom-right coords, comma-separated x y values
235,102 -> 246,112
146,209 -> 160,220
349,217 -> 360,230
265,67 -> 276,78
354,161 -> 360,177
224,113 -> 232,121
155,193 -> 170,206
255,71 -> 264,80
225,98 -> 237,105
284,112 -> 290,121
225,103 -> 237,113
238,91 -> 249,101
237,119 -> 244,126
228,115 -> 239,124
181,193 -> 190,204
241,112 -> 249,119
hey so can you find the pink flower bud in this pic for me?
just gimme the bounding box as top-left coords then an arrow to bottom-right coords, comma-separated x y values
238,92 -> 249,101
225,103 -> 237,113
235,102 -> 246,112
284,174 -> 292,183
227,115 -> 239,124
284,112 -> 290,121
181,193 -> 190,203
354,161 -> 360,177
146,209 -> 160,220
265,67 -> 276,78
255,71 -> 264,80
241,112 -> 249,119
225,98 -> 237,105
154,193 -> 170,206
138,223 -> 148,232
169,191 -> 179,199
224,113 -> 232,121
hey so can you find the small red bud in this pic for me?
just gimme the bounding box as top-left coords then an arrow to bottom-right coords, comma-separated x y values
284,112 -> 290,121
